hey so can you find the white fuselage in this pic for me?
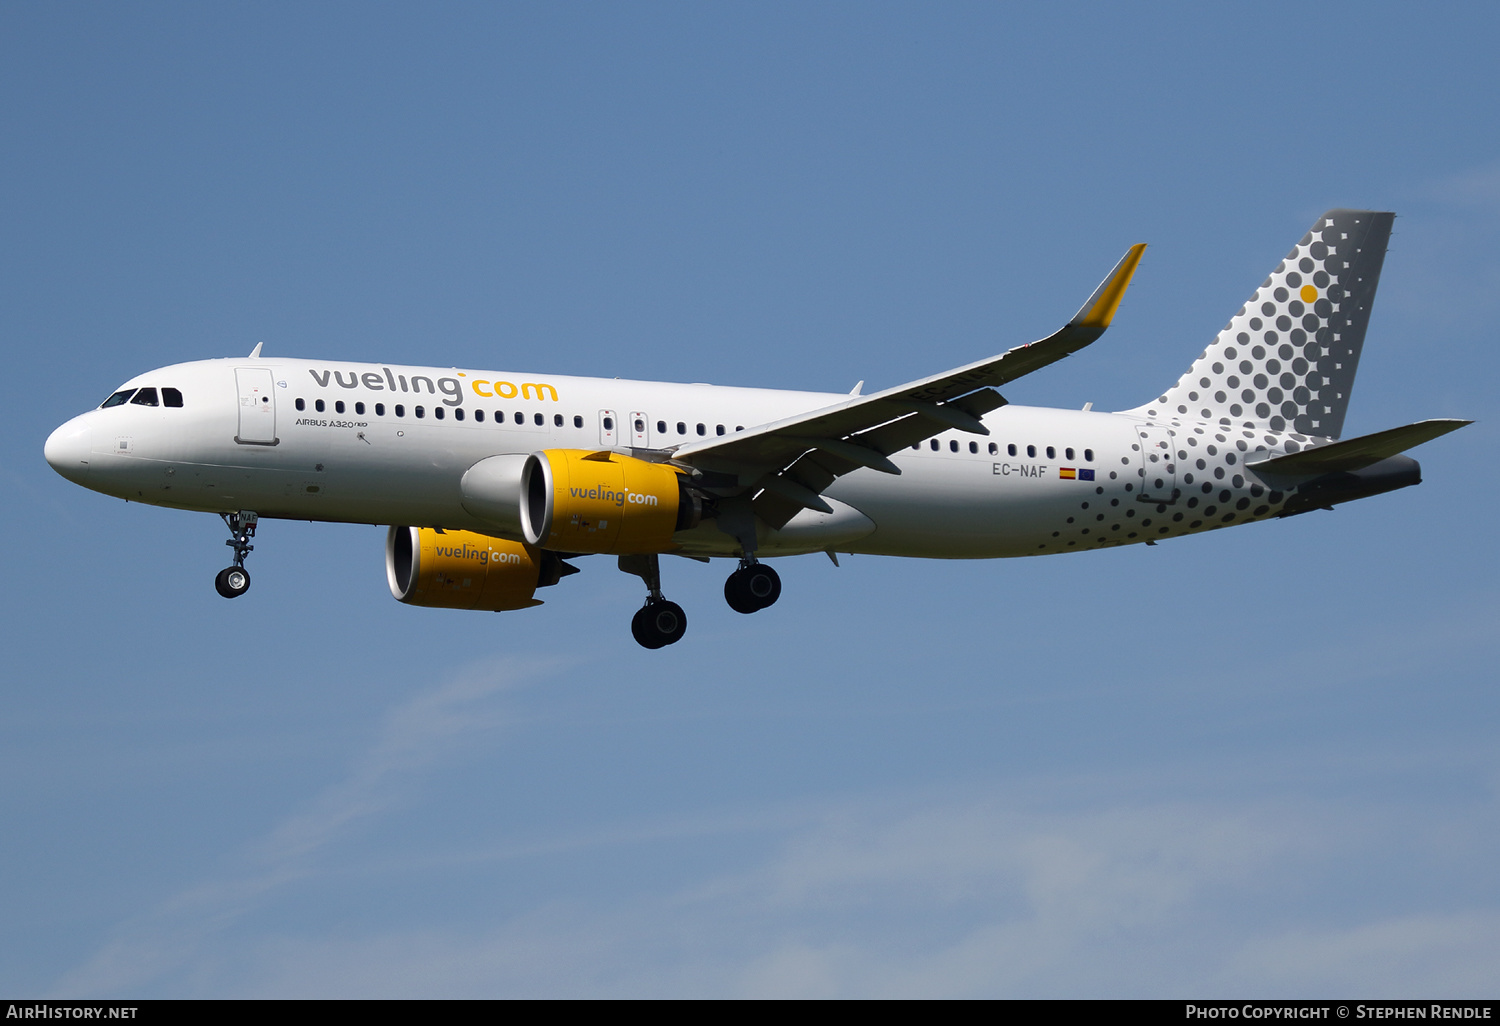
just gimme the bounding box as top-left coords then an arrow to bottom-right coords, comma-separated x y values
45,357 -> 1304,560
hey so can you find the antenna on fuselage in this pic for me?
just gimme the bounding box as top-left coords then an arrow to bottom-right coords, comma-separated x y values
248,342 -> 264,358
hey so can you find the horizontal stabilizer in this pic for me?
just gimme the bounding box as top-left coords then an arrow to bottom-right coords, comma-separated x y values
1248,419 -> 1470,476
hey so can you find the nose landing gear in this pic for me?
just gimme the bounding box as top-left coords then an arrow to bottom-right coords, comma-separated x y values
215,511 -> 258,599
724,560 -> 780,613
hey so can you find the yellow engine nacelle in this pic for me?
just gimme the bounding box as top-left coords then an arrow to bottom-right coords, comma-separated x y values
521,449 -> 692,554
386,527 -> 545,611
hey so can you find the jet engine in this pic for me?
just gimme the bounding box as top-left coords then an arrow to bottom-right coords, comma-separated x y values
386,526 -> 574,611
519,449 -> 701,554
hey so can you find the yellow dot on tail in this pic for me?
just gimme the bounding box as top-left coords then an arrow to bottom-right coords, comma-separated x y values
1300,285 -> 1318,303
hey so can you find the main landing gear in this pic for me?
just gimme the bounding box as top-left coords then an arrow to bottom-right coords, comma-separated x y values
632,599 -> 688,650
215,510 -> 257,599
724,559 -> 780,614
619,553 -> 688,649
618,553 -> 782,649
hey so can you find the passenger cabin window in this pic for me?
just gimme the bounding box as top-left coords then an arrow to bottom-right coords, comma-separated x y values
355,402 -> 365,415
1008,444 -> 1017,456
1026,445 -> 1036,458
335,400 -> 345,414
454,408 -> 463,421
696,423 -> 706,436
1084,448 -> 1094,462
395,404 -> 405,417
415,406 -> 426,418
930,439 -> 939,451
716,424 -> 725,435
101,389 -> 135,408
554,414 -> 564,427
1065,447 -> 1075,461
514,412 -> 523,425
1046,446 -> 1056,459
130,388 -> 159,407
376,403 -> 386,416
433,407 -> 444,420
677,422 -> 686,435
949,440 -> 959,452
315,399 -> 326,413
534,413 -> 544,426
657,420 -> 667,434
602,416 -> 614,430
295,398 -> 306,411
573,415 -> 584,428
989,443 -> 998,454
969,441 -> 979,453
162,388 -> 184,408
474,409 -> 483,422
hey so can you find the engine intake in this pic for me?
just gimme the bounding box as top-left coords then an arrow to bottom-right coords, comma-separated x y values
386,527 -> 552,611
521,449 -> 695,554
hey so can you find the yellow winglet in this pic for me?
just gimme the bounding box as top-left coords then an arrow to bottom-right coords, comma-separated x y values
1073,243 -> 1147,329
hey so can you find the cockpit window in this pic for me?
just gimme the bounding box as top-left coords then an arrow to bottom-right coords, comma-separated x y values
162,388 -> 183,407
100,389 -> 135,408
129,387 -> 159,407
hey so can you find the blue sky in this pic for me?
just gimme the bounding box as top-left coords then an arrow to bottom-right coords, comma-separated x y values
2,2 -> 1497,997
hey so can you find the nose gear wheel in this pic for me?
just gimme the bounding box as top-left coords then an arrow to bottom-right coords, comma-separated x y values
215,510 -> 258,599
215,565 -> 251,598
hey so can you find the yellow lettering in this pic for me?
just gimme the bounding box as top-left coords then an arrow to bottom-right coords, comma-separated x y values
472,380 -> 494,398
495,380 -> 518,399
522,382 -> 558,402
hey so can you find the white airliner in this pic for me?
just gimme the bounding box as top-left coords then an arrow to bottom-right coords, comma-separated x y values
45,209 -> 1467,647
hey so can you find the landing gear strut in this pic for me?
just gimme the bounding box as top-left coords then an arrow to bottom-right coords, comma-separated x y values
215,510 -> 257,599
724,559 -> 780,614
619,553 -> 687,649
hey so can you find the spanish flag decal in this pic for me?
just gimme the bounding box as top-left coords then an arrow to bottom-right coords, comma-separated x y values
1059,468 -> 1077,480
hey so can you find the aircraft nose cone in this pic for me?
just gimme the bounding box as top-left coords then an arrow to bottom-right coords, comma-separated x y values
45,416 -> 92,483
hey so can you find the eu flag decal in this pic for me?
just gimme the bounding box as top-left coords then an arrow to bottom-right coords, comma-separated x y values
1079,468 -> 1095,481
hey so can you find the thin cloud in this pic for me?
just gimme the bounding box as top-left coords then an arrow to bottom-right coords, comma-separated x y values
1426,159 -> 1500,216
119,786 -> 1500,998
51,656 -> 560,997
1229,912 -> 1500,996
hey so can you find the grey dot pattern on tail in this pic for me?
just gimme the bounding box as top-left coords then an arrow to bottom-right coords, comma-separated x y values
1128,209 -> 1394,441
1038,423 -> 1300,553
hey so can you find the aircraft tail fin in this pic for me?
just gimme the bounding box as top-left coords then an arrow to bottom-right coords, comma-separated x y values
1124,209 -> 1394,439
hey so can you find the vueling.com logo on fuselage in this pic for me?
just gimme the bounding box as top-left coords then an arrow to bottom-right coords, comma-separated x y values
569,486 -> 659,508
307,366 -> 558,407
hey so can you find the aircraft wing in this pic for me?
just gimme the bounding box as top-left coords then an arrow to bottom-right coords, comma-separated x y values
671,244 -> 1147,528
